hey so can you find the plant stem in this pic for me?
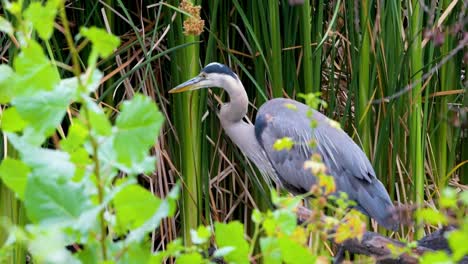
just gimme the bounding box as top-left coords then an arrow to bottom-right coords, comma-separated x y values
409,0 -> 424,239
268,0 -> 283,98
300,0 -> 313,93
88,125 -> 108,261
59,2 -> 81,78
358,0 -> 372,156
59,2 -> 107,258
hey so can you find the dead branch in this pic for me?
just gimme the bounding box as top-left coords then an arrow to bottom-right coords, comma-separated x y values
296,206 -> 468,264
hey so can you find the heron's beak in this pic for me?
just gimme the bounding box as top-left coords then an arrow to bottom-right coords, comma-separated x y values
169,76 -> 204,94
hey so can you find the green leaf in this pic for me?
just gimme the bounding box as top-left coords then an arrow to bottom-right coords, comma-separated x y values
416,208 -> 448,225
191,226 -> 211,245
0,16 -> 13,34
23,0 -> 59,40
420,251 -> 453,264
124,200 -> 170,244
13,40 -> 60,95
82,97 -> 112,136
7,133 -> 75,180
114,94 -> 164,168
121,184 -> 178,244
177,252 -> 204,264
166,238 -> 184,255
447,229 -> 468,261
114,184 -> 161,230
11,46 -> 78,144
460,191 -> 468,206
5,2 -> 22,17
214,221 -> 249,264
273,137 -> 294,151
1,107 -> 27,132
260,237 -> 281,264
80,27 -> 120,58
0,158 -> 30,200
28,226 -> 81,264
272,209 -> 297,235
60,70 -> 103,100
13,83 -> 75,144
60,120 -> 89,152
278,237 -> 316,264
119,243 -> 152,264
25,174 -> 93,226
148,252 -> 164,264
76,241 -> 99,263
213,247 -> 235,258
0,64 -> 14,103
440,188 -> 457,208
252,209 -> 263,224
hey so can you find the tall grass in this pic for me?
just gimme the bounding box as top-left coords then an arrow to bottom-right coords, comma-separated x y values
409,0 -> 425,238
167,0 -> 203,244
1,0 -> 466,257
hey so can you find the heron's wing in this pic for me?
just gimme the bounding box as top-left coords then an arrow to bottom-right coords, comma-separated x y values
255,98 -> 398,230
255,98 -> 375,189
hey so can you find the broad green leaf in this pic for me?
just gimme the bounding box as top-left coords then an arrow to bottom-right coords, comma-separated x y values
24,0 -> 59,40
260,237 -> 281,264
251,209 -> 263,224
278,237 -> 316,264
7,133 -> 75,180
0,16 -> 13,34
273,137 -> 294,151
114,184 -> 161,230
416,208 -> 447,225
120,243 -> 152,264
0,64 -> 14,103
114,94 -> 164,168
80,27 -> 120,58
59,70 -> 103,100
447,229 -> 468,261
190,226 -> 211,245
124,185 -> 179,244
60,120 -> 89,152
13,84 -> 74,144
420,251 -> 453,264
177,252 -> 204,264
271,209 -> 297,235
13,40 -> 60,95
0,158 -> 30,200
28,227 -> 81,264
148,252 -> 164,264
82,97 -> 112,136
25,174 -> 93,225
1,107 -> 27,132
213,247 -> 235,258
5,2 -> 22,17
214,221 -> 249,264
440,188 -> 457,208
124,200 -> 170,244
460,191 -> 468,206
69,148 -> 92,181
76,241 -> 99,263
166,238 -> 184,255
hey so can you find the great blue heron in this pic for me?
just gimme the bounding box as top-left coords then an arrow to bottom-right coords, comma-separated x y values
170,62 -> 398,230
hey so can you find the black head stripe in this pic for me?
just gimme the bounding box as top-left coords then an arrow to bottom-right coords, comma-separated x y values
202,63 -> 238,80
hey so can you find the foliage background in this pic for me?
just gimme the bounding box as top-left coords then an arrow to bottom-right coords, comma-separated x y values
0,0 -> 467,262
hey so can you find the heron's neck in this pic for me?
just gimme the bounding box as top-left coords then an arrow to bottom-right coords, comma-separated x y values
220,78 -> 248,123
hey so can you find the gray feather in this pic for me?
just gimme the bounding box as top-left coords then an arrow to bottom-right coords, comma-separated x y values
255,98 -> 397,230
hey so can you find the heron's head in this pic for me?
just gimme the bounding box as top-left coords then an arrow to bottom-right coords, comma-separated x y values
169,62 -> 239,94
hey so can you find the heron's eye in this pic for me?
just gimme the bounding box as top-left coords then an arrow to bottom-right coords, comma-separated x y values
200,72 -> 207,78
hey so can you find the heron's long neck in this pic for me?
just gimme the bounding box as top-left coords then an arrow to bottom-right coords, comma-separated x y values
220,78 -> 248,123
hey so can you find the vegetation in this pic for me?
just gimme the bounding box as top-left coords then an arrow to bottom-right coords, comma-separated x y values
0,0 -> 466,263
